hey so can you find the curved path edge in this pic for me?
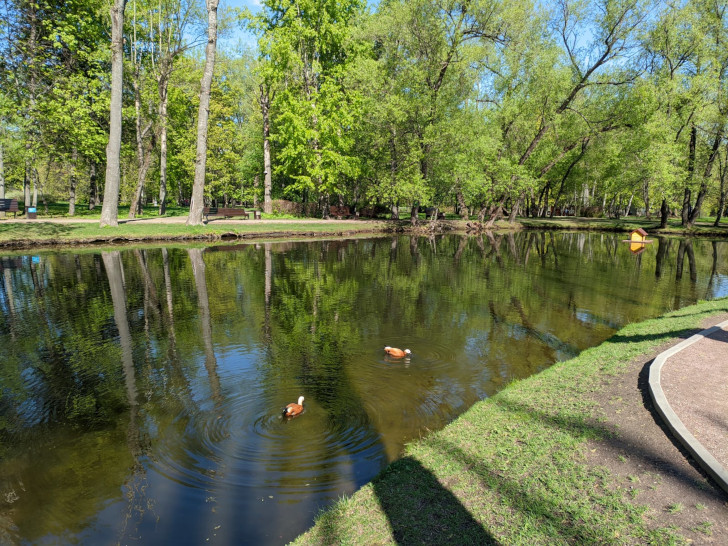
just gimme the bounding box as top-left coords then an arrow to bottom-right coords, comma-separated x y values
648,320 -> 728,495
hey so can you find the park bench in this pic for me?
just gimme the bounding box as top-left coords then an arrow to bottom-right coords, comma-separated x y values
0,199 -> 19,218
329,205 -> 353,219
424,207 -> 445,220
203,207 -> 249,221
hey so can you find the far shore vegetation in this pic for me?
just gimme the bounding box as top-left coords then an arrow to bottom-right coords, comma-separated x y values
4,1 -> 728,231
0,201 -> 726,248
292,297 -> 728,545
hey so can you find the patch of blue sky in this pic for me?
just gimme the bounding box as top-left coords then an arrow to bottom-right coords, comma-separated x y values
218,0 -> 261,52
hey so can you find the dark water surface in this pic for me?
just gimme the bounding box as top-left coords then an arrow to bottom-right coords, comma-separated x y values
0,232 -> 726,544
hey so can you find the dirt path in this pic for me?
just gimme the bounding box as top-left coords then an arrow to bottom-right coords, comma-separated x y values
587,313 -> 728,543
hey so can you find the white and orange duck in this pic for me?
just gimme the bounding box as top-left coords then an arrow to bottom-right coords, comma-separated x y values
384,346 -> 411,358
282,396 -> 305,417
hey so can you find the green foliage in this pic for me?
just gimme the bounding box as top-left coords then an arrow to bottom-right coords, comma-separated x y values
3,0 -> 728,220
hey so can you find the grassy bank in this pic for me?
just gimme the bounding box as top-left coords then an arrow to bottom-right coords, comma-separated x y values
293,298 -> 728,545
517,216 -> 728,236
0,212 -> 726,249
0,219 -> 390,247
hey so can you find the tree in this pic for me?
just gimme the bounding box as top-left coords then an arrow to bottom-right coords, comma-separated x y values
187,0 -> 219,226
100,0 -> 128,227
249,0 -> 367,217
154,0 -> 204,215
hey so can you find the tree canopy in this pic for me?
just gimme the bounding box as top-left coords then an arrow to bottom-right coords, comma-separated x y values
2,0 -> 728,226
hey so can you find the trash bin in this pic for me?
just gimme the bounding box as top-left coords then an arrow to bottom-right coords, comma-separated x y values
27,207 -> 37,219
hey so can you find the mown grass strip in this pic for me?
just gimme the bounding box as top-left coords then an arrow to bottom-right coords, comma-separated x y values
0,220 -> 387,246
293,298 -> 728,546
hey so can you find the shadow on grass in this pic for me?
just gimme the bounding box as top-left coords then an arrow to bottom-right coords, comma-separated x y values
0,222 -> 76,238
424,435 -> 627,544
492,393 -> 727,502
607,329 -> 695,345
372,456 -> 496,545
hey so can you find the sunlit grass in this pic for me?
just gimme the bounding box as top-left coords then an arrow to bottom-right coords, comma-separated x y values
518,216 -> 728,235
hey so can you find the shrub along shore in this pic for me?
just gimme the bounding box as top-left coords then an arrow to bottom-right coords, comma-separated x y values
0,212 -> 726,249
292,298 -> 728,545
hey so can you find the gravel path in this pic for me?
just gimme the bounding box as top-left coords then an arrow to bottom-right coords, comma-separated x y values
661,324 -> 728,476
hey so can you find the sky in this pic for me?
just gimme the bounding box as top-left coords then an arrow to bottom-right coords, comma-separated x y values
217,0 -> 261,52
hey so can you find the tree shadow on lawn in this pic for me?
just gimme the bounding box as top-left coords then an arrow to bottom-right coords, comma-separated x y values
607,325 -> 712,346
493,392 -> 727,501
0,222 -> 76,239
372,456 -> 497,545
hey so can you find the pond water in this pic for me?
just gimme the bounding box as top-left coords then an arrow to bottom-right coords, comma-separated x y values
0,232 -> 726,544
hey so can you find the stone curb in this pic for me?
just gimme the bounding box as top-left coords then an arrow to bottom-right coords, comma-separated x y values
648,320 -> 728,495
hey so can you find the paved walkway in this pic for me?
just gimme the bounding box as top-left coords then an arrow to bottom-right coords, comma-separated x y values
649,319 -> 728,495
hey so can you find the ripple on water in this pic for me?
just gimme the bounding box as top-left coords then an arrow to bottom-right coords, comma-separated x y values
149,389 -> 382,496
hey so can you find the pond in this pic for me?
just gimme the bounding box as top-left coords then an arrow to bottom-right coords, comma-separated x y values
0,232 -> 726,544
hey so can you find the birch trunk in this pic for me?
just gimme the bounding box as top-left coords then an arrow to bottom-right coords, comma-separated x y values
69,148 -> 77,216
158,73 -> 170,215
0,140 -> 4,219
187,0 -> 219,226
89,161 -> 99,209
100,0 -> 127,227
260,85 -> 272,214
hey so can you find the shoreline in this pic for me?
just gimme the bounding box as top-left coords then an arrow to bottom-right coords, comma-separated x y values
0,216 -> 726,250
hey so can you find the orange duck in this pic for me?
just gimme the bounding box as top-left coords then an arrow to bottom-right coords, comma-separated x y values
384,346 -> 411,358
283,396 -> 304,417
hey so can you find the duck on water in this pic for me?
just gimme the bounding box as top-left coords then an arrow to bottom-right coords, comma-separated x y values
384,347 -> 411,358
283,396 -> 305,417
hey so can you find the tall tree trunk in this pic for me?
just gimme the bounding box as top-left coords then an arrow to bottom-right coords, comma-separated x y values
624,192 -> 633,217
687,126 -> 723,227
32,167 -> 38,207
158,68 -> 170,215
89,161 -> 99,209
660,198 -> 669,228
260,84 -> 273,214
456,186 -> 468,220
715,162 -> 727,227
24,3 -> 39,218
681,124 -> 696,226
69,148 -> 77,216
715,190 -> 727,227
509,193 -> 523,223
187,0 -> 219,226
23,164 -> 31,215
0,140 -> 5,219
550,139 -> 589,218
129,21 -> 153,220
100,0 -> 127,227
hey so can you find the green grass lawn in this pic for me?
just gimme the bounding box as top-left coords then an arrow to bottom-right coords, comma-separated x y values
518,216 -> 728,235
0,218 -> 385,246
1,202 -> 726,246
293,298 -> 728,545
